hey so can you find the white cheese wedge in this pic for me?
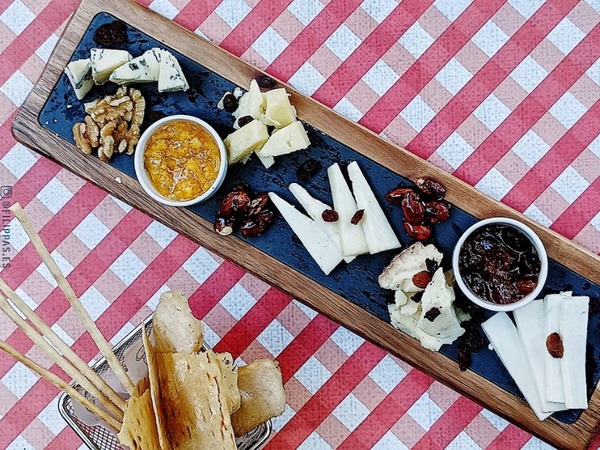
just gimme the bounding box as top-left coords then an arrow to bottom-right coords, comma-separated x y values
388,295 -> 420,339
262,88 -> 296,128
157,50 -> 189,92
224,119 -> 269,164
544,292 -> 569,403
416,269 -> 464,351
109,48 -> 161,84
257,121 -> 310,158
346,161 -> 401,255
268,193 -> 343,275
327,163 -> 369,258
64,58 -> 94,100
233,79 -> 265,120
560,295 -> 589,409
514,300 -> 565,413
378,242 -> 443,292
90,48 -> 132,84
482,313 -> 552,421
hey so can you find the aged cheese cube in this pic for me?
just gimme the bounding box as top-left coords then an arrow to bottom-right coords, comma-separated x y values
64,58 -> 93,100
257,121 -> 310,158
224,119 -> 269,164
90,48 -> 132,84
233,79 -> 265,121
158,50 -> 189,92
262,88 -> 296,128
109,48 -> 161,84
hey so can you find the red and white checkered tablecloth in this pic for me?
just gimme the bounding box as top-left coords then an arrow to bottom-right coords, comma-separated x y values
0,0 -> 599,449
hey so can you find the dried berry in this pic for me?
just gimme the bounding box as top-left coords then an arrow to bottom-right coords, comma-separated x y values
424,201 -> 451,224
219,189 -> 251,218
411,291 -> 424,303
93,21 -> 128,47
256,75 -> 276,89
385,187 -> 414,205
322,209 -> 339,222
415,177 -> 446,200
241,210 -> 274,237
297,158 -> 322,180
351,209 -> 365,225
461,328 -> 485,352
223,93 -> 238,113
457,343 -> 472,372
425,258 -> 439,274
401,191 -> 425,224
546,332 -> 564,358
517,278 -> 537,296
214,215 -> 237,236
424,307 -> 441,322
403,221 -> 432,241
237,115 -> 253,127
412,271 -> 432,289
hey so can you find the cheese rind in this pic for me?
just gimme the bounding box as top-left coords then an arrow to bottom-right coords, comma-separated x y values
109,48 -> 161,84
560,295 -> 589,409
90,48 -> 132,84
482,313 -> 551,421
346,161 -> 401,255
64,58 -> 94,100
268,193 -> 343,275
157,50 -> 189,92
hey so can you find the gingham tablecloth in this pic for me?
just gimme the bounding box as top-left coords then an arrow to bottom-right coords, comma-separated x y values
0,1 -> 599,449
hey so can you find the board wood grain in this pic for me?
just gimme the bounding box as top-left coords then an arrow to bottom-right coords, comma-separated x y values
11,0 -> 600,448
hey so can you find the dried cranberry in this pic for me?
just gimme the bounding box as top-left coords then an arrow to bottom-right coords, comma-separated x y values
222,93 -> 238,112
546,332 -> 564,358
296,158 -> 322,180
403,221 -> 431,241
351,209 -> 365,225
256,75 -> 276,89
412,271 -> 432,289
457,343 -> 472,372
322,209 -> 339,222
237,115 -> 253,127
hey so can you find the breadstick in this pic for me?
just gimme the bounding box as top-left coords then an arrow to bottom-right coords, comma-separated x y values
0,278 -> 126,412
0,294 -> 123,421
9,203 -> 135,395
0,338 -> 121,432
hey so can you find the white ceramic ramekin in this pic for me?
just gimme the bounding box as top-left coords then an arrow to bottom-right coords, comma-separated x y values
134,115 -> 227,207
451,217 -> 548,312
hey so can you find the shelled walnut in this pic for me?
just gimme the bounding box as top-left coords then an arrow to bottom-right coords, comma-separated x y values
73,87 -> 146,162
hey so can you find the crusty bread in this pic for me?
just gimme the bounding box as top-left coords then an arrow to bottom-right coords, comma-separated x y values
231,359 -> 286,436
152,291 -> 204,354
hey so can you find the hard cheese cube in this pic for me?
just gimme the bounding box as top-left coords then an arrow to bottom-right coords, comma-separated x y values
225,119 -> 269,164
257,121 -> 310,158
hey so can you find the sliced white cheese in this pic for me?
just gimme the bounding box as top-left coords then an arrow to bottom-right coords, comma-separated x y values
560,295 -> 589,409
378,242 -> 443,292
544,292 -> 569,403
514,300 -> 565,413
109,48 -> 161,84
327,163 -> 369,258
347,161 -> 401,255
64,58 -> 93,100
224,119 -> 269,164
233,79 -> 265,120
157,50 -> 189,92
388,296 -> 420,340
268,193 -> 343,275
262,88 -> 296,128
416,269 -> 464,351
257,121 -> 310,158
90,48 -> 132,84
482,313 -> 552,421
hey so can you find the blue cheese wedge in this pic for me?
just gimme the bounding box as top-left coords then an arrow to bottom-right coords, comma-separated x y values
90,48 -> 132,84
482,313 -> 551,421
268,192 -> 343,275
513,300 -> 565,413
157,50 -> 189,93
544,292 -> 568,403
109,48 -> 161,84
560,295 -> 589,409
64,58 -> 93,100
346,161 -> 401,255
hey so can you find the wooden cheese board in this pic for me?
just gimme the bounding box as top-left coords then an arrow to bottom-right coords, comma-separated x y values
11,0 -> 600,448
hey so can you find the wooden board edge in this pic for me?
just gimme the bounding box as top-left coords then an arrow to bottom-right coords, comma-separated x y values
10,0 -> 600,448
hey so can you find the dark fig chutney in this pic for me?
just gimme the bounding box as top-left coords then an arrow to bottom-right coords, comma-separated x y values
458,224 -> 541,304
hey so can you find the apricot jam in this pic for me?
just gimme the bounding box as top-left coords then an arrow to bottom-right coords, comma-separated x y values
143,120 -> 221,201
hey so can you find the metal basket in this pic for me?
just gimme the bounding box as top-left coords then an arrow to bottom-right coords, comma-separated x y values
58,318 -> 271,449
